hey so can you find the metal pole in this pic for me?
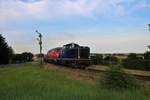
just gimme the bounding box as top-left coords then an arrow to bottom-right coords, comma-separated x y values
36,30 -> 43,65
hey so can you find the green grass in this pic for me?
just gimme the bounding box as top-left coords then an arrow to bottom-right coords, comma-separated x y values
0,62 -> 149,100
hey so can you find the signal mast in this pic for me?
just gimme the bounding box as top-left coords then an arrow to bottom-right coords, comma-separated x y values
36,30 -> 43,65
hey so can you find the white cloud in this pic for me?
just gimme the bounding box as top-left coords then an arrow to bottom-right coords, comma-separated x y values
1,0 -> 149,23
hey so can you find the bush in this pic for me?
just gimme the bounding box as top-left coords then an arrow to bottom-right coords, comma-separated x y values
91,54 -> 103,65
99,65 -> 138,90
12,52 -> 33,63
127,53 -> 137,60
122,59 -> 150,71
122,53 -> 150,71
91,54 -> 119,65
103,55 -> 119,65
144,52 -> 150,60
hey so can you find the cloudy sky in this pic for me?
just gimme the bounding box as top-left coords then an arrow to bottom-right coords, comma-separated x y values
1,0 -> 150,53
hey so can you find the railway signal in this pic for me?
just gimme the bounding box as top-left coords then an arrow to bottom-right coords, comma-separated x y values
36,30 -> 43,65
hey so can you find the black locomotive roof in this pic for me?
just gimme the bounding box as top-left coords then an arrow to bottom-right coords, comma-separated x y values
63,43 -> 80,47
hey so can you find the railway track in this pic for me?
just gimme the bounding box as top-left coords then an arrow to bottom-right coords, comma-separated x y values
86,66 -> 150,81
46,63 -> 150,81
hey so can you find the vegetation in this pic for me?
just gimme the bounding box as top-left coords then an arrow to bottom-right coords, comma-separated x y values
103,55 -> 119,65
0,63 -> 149,100
91,54 -> 103,64
0,34 -> 33,65
91,54 -> 119,65
122,53 -> 150,71
12,52 -> 33,63
92,53 -> 150,71
144,52 -> 150,60
0,34 -> 13,64
99,65 -> 138,90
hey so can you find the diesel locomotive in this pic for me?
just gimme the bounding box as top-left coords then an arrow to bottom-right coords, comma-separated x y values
45,43 -> 91,68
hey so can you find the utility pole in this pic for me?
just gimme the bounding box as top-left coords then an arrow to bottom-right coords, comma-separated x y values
36,30 -> 43,65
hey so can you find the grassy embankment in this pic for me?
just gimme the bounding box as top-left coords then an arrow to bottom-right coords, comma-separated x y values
0,62 -> 149,100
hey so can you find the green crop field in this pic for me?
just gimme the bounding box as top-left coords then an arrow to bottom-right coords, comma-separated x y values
0,62 -> 150,100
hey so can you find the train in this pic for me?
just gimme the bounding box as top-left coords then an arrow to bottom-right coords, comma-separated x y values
45,43 -> 91,69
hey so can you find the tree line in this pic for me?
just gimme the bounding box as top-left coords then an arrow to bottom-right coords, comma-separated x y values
91,52 -> 150,71
91,54 -> 119,65
122,52 -> 150,71
0,34 -> 33,65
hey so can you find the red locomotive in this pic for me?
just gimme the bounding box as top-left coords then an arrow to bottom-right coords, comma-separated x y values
47,47 -> 62,59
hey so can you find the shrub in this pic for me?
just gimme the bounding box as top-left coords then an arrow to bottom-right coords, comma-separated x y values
91,54 -> 103,65
122,59 -> 150,71
122,53 -> 150,71
103,55 -> 119,65
12,52 -> 34,63
127,53 -> 137,60
99,65 -> 138,90
144,52 -> 150,60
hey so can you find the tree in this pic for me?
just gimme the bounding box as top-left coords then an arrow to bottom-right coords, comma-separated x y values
122,53 -> 150,71
8,46 -> 14,64
144,52 -> 150,60
22,52 -> 33,61
13,52 -> 34,63
0,34 -> 9,64
127,53 -> 137,60
103,55 -> 118,65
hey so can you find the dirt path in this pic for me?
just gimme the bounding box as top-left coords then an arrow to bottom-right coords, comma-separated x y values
88,65 -> 150,80
44,64 -> 101,84
88,65 -> 150,77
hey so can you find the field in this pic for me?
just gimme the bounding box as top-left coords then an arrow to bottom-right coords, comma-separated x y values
0,62 -> 150,100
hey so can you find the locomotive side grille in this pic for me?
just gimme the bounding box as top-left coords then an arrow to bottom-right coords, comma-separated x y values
79,47 -> 90,59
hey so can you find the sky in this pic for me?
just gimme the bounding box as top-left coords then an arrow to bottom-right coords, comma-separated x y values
0,0 -> 150,54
